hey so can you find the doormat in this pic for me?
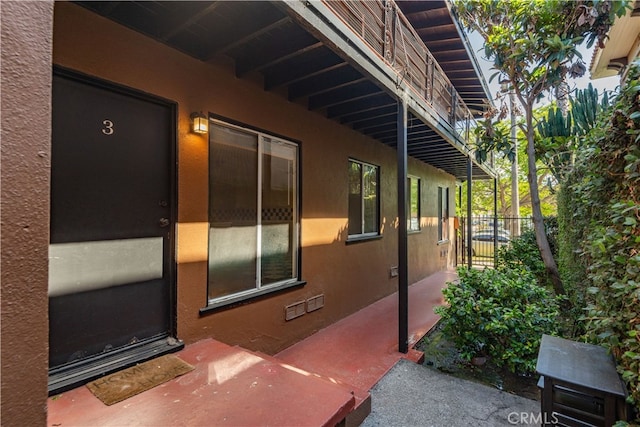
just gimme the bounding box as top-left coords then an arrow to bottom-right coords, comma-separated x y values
86,354 -> 195,406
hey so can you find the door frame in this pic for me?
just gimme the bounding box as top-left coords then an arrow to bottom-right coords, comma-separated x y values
48,66 -> 180,394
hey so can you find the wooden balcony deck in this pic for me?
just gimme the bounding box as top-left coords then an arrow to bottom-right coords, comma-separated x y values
324,0 -> 477,144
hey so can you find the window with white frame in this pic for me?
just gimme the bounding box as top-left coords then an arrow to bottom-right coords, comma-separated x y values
348,159 -> 379,238
408,176 -> 420,232
438,186 -> 449,241
207,120 -> 299,304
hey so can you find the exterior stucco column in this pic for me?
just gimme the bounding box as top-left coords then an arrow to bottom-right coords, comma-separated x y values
1,1 -> 54,425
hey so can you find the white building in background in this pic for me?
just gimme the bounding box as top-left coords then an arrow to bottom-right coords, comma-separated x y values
591,1 -> 640,83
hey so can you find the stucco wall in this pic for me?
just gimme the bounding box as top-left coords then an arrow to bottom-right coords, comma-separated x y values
52,3 -> 456,355
1,1 -> 54,425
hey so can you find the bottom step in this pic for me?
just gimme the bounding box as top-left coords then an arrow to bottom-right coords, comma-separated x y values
251,349 -> 371,426
344,392 -> 371,427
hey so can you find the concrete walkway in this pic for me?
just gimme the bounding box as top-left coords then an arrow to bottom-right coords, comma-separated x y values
362,359 -> 540,427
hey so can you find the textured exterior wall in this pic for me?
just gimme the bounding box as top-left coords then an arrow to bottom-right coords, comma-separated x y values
52,3 -> 456,355
1,1 -> 54,425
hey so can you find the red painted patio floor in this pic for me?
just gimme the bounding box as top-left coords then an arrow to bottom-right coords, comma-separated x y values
47,270 -> 455,426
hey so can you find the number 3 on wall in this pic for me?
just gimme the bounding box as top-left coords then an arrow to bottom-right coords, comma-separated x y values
102,119 -> 114,135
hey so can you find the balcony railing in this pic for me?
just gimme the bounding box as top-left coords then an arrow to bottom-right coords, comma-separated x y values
323,0 -> 476,145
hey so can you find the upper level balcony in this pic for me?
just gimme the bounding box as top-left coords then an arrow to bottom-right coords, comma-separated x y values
76,0 -> 495,180
318,0 -> 495,176
325,1 -> 479,130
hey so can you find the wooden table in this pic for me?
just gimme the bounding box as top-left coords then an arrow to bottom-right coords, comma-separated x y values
536,334 -> 628,427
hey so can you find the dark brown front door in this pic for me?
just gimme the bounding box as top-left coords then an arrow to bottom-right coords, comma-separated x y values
49,69 -> 176,380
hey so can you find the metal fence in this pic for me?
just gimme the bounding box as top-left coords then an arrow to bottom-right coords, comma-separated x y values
456,216 -> 534,268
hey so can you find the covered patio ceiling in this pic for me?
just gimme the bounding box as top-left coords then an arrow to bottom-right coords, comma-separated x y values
76,0 -> 493,180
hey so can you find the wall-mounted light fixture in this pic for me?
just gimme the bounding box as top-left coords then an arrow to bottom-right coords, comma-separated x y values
190,112 -> 208,134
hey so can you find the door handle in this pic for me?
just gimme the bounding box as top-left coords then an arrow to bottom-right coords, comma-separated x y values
159,218 -> 170,227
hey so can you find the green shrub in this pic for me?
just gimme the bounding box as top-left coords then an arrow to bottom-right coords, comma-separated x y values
436,266 -> 560,374
496,217 -> 558,287
497,229 -> 545,277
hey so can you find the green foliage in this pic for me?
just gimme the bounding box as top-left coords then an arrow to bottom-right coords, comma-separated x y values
557,176 -> 590,338
497,230 -> 546,278
538,107 -> 573,140
460,105 -> 558,217
453,1 -> 627,295
436,266 -> 560,374
455,1 -> 627,95
496,217 -> 558,285
572,83 -> 611,136
561,60 -> 640,416
473,119 -> 514,164
536,84 -> 611,181
536,106 -> 573,180
456,0 -> 626,171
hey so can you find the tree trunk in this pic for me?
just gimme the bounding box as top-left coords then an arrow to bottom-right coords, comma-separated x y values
525,106 -> 565,295
556,80 -> 570,118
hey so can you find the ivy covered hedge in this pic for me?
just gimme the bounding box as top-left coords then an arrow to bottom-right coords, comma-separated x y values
559,61 -> 640,415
